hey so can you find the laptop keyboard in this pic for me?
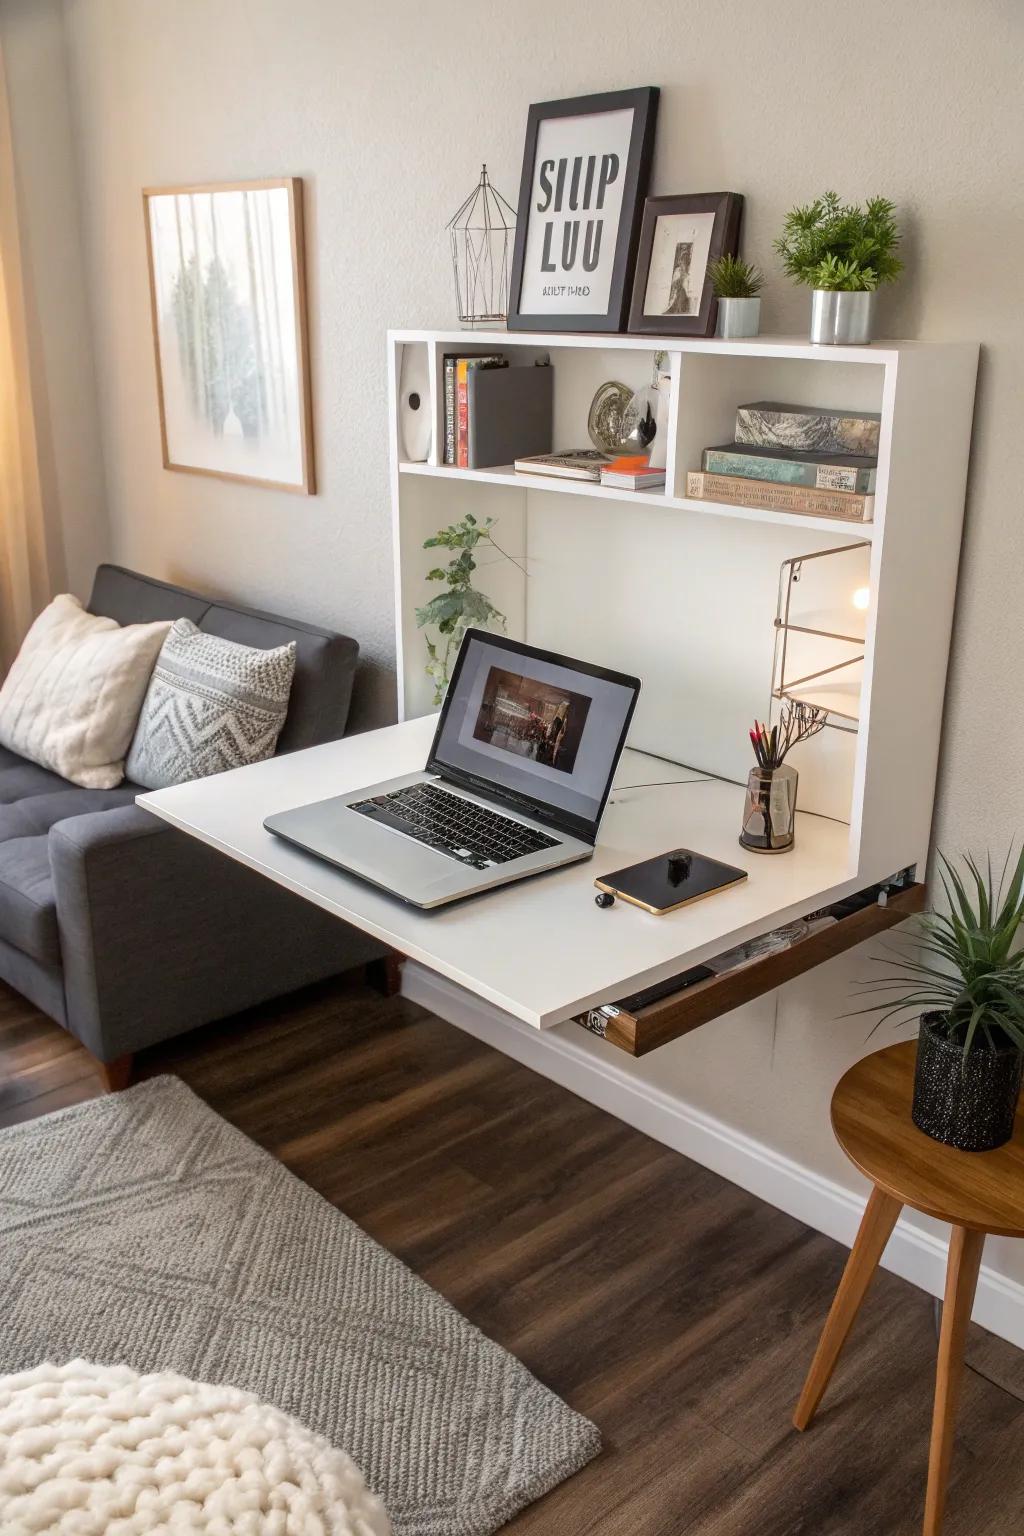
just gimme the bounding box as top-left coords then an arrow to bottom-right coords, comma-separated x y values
349,782 -> 561,869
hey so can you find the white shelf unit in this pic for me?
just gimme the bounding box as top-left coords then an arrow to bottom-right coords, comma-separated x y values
388,328 -> 978,904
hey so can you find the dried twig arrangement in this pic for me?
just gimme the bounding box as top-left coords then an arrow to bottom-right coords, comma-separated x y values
749,701 -> 828,770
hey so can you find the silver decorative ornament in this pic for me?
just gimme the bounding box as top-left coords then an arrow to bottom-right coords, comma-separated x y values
587,380 -> 632,451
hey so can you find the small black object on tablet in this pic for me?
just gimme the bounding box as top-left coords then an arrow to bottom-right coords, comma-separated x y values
595,847 -> 747,915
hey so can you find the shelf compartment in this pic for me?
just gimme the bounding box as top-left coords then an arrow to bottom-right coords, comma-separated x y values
595,881 -> 926,1057
398,461 -> 877,540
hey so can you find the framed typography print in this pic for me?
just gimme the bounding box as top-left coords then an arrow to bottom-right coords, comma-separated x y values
628,192 -> 743,336
507,87 -> 659,333
143,178 -> 315,493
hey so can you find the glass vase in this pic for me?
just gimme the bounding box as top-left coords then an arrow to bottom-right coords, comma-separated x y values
739,764 -> 798,854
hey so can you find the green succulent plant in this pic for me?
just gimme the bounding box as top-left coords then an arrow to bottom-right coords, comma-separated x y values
775,192 -> 903,292
854,847 -> 1024,1058
709,254 -> 765,299
416,513 -> 517,705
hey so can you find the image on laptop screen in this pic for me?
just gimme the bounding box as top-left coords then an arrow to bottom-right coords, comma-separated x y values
431,633 -> 639,829
471,665 -> 592,775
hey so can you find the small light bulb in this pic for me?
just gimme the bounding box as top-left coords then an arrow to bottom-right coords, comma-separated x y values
852,587 -> 870,611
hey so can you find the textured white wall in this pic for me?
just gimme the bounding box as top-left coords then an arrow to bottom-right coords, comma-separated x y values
28,0 -> 1024,1303
56,0 -> 1023,784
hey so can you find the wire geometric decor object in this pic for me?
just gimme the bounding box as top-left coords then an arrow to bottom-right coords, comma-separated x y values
447,164 -> 516,327
770,542 -> 870,735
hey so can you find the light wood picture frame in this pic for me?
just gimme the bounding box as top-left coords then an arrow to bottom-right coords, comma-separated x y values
143,177 -> 315,493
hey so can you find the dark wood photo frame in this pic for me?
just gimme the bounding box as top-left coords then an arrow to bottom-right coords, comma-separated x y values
628,192 -> 743,337
507,87 -> 659,334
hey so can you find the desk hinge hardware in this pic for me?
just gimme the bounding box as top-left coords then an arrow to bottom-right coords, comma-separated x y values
879,865 -> 918,906
579,1005 -> 620,1038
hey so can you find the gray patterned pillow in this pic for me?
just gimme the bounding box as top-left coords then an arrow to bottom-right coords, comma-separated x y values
126,619 -> 296,790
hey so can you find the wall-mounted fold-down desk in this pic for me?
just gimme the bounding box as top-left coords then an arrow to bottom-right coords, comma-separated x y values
139,714 -> 923,1059
141,328 -> 975,1056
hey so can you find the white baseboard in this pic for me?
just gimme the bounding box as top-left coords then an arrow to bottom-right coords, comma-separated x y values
403,962 -> 1024,1351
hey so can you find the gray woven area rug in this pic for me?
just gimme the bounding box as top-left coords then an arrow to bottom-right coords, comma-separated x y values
0,1076 -> 600,1535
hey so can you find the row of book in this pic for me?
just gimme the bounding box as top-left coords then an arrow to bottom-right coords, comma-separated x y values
442,352 -> 506,468
442,351 -> 553,470
687,400 -> 880,523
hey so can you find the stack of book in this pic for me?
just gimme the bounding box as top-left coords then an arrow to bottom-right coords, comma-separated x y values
514,449 -> 612,482
513,452 -> 666,491
686,401 -> 880,523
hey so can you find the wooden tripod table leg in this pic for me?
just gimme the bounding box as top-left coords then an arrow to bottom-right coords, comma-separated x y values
794,1184 -> 903,1431
923,1225 -> 985,1536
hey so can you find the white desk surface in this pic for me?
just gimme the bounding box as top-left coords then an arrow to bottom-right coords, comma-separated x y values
139,715 -> 857,1030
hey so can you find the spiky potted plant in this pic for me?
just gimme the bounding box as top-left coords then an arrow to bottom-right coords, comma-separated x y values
709,254 -> 765,340
416,512 -> 518,705
775,191 -> 903,345
857,848 -> 1024,1152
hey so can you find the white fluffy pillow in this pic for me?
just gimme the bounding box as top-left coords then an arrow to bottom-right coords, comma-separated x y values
0,594 -> 171,789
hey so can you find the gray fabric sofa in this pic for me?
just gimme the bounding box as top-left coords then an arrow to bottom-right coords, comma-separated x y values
0,565 -> 387,1086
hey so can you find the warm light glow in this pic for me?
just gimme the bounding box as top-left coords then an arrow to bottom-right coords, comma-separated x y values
852,586 -> 870,611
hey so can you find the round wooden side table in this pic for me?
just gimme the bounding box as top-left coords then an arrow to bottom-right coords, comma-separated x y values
794,1041 -> 1024,1536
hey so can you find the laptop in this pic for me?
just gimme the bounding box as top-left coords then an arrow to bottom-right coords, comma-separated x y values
264,629 -> 641,909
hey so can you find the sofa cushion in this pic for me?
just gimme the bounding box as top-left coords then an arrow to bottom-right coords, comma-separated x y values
0,787 -> 138,963
0,595 -> 171,789
201,606 -> 357,753
0,838 -> 58,963
0,747 -> 70,805
126,620 -> 296,790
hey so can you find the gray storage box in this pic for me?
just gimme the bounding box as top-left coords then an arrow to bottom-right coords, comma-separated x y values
467,363 -> 553,469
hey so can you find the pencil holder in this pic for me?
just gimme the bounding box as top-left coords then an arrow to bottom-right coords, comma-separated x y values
740,764 -> 798,854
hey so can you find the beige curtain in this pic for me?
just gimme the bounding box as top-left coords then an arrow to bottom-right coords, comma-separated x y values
0,41 -> 49,673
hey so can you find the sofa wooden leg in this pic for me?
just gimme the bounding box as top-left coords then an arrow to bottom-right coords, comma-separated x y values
366,952 -> 403,999
95,1053 -> 134,1093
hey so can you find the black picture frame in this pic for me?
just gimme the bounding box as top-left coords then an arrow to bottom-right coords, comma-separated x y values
507,87 -> 659,334
627,193 -> 744,336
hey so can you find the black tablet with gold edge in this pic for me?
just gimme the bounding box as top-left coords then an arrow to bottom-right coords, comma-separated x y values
595,847 -> 748,915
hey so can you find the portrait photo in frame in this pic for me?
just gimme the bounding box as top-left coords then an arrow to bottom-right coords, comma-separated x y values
628,193 -> 744,336
507,87 -> 659,333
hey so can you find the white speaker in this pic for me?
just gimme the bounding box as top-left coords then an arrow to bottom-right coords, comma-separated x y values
398,345 -> 431,462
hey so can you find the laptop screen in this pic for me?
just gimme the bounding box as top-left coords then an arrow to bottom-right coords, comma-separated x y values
427,631 -> 640,837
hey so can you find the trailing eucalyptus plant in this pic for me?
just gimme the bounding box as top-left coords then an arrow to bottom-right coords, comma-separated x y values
854,847 -> 1024,1058
775,192 -> 903,292
416,512 -> 519,705
709,254 -> 765,299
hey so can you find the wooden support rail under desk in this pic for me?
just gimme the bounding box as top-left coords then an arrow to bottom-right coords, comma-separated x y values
601,883 -> 927,1057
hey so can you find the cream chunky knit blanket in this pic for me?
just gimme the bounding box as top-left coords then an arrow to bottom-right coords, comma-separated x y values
0,1361 -> 392,1535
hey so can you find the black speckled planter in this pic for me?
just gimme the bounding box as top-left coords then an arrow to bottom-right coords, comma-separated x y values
912,1013 -> 1024,1152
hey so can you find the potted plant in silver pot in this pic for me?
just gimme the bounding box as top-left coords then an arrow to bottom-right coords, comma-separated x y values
709,254 -> 764,340
857,848 -> 1024,1152
775,191 -> 903,345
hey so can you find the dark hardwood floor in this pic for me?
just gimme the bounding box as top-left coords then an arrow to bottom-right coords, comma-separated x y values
2,973 -> 1022,1535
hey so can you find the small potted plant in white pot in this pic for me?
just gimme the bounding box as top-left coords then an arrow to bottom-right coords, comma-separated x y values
775,191 -> 903,345
709,255 -> 765,340
856,848 -> 1024,1152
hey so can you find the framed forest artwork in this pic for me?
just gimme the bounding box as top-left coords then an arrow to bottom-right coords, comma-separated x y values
143,178 -> 315,493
